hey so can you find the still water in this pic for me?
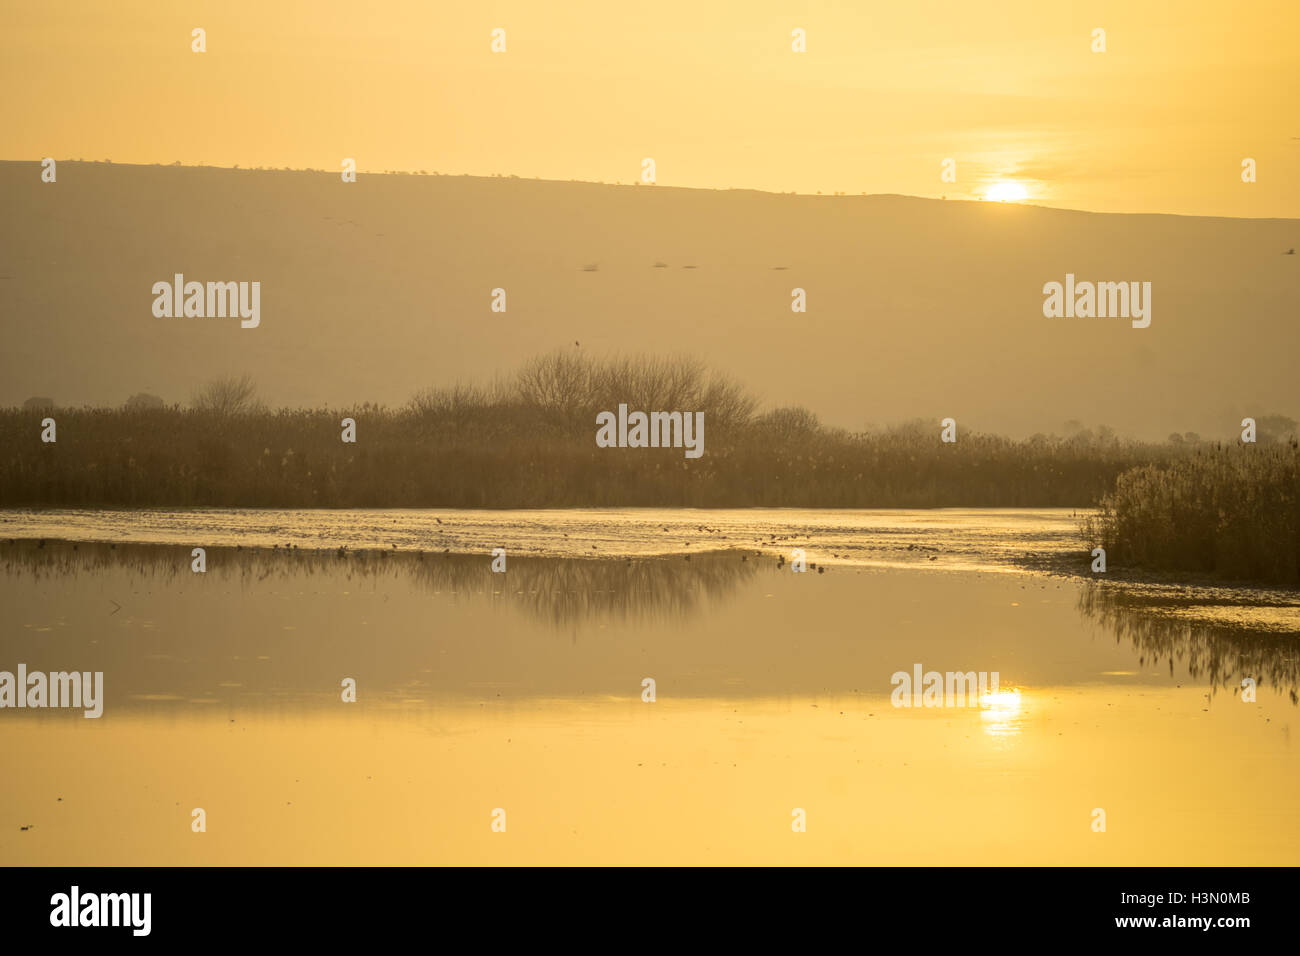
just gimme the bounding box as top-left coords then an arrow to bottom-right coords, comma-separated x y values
1,508 -> 1297,864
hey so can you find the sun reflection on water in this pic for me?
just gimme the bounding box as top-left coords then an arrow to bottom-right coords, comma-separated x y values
980,688 -> 1024,737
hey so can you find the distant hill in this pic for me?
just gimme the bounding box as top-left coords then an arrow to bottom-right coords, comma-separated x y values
2,161 -> 1295,439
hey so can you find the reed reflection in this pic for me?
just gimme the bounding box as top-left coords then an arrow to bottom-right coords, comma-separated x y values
1,538 -> 756,626
0,539 -> 758,712
1078,582 -> 1300,703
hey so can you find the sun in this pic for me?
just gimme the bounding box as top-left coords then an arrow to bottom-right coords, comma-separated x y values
986,182 -> 1028,202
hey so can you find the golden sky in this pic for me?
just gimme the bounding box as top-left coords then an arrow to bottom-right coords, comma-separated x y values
3,0 -> 1297,216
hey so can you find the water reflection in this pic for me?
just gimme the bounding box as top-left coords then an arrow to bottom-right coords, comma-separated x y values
1077,582 -> 1300,703
1,539 -> 765,711
1,538 -> 756,626
979,688 -> 1025,737
6,537 -> 1300,866
3,539 -> 1298,712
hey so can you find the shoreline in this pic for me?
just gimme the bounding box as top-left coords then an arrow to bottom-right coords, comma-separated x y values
3,524 -> 1298,603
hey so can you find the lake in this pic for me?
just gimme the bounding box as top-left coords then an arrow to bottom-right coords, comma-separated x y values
2,508 -> 1297,864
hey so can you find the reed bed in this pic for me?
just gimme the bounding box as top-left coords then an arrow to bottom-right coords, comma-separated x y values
0,402 -> 1197,510
4,353 -> 1297,585
1084,442 -> 1299,586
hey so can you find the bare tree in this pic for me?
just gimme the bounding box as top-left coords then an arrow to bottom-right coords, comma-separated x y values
513,350 -> 756,428
515,351 -> 593,412
191,374 -> 261,415
753,406 -> 821,439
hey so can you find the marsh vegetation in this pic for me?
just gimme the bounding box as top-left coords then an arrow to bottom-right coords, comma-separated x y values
4,353 -> 1296,586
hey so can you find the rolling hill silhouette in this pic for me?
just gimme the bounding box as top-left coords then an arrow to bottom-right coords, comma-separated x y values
2,160 -> 1295,439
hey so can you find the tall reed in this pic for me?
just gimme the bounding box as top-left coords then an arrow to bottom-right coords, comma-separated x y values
1084,442 -> 1299,585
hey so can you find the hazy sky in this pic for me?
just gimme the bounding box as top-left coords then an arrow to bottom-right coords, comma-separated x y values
4,0 -> 1297,217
